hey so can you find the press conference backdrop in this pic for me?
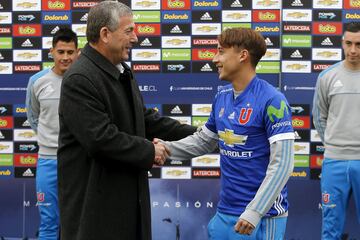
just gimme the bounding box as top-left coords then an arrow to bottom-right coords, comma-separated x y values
0,0 -> 360,239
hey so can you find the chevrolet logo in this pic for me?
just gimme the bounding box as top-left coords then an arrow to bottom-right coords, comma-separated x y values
166,170 -> 187,176
218,129 -> 247,146
316,51 -> 338,58
135,1 -> 157,7
196,157 -> 217,164
196,26 -> 217,32
256,0 -> 278,6
317,0 -> 338,6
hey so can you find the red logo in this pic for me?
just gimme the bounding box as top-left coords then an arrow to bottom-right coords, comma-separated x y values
192,38 -> 218,46
192,48 -> 217,61
135,24 -> 161,36
0,117 -> 13,129
14,64 -> 41,73
13,24 -> 41,37
310,155 -> 323,168
313,22 -> 342,35
133,64 -> 160,72
37,192 -> 45,202
238,108 -> 253,125
344,0 -> 360,9
292,116 -> 310,129
0,27 -> 11,35
162,0 -> 191,10
322,193 -> 330,204
42,0 -> 70,10
72,1 -> 97,8
14,154 -> 38,167
253,10 -> 280,22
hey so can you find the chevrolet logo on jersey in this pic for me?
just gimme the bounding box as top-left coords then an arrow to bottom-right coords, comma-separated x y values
218,129 -> 248,147
267,100 -> 289,123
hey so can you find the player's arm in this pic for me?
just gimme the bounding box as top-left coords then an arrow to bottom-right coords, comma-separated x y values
25,77 -> 40,133
237,139 -> 294,230
312,75 -> 328,143
161,126 -> 218,160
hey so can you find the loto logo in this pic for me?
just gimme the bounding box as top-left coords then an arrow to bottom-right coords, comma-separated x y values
168,0 -> 185,8
20,156 -> 36,165
48,0 -> 65,9
19,26 -> 35,34
350,0 -> 360,7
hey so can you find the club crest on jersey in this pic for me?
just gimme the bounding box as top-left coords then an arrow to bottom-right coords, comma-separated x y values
322,193 -> 330,204
238,108 -> 253,125
37,192 -> 44,202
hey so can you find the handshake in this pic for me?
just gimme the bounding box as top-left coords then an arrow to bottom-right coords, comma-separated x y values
152,138 -> 170,165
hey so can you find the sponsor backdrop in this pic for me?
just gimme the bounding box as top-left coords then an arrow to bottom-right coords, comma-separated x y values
0,0 -> 360,239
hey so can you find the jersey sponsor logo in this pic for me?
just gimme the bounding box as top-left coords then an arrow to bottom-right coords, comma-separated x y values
218,129 -> 248,146
219,148 -> 253,158
267,100 -> 289,123
238,108 -> 253,125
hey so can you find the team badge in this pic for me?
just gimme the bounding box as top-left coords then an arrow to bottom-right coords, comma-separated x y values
238,108 -> 253,125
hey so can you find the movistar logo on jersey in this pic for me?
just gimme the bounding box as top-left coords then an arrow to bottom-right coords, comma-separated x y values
267,100 -> 289,123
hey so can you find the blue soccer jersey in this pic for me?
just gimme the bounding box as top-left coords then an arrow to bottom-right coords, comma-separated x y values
205,76 -> 294,217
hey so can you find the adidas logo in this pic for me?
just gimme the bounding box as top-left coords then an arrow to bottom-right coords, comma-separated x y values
171,105 -> 183,114
51,26 -> 60,35
228,112 -> 235,119
0,4 -> 3,9
291,50 -> 303,58
0,131 -> 4,139
0,53 -> 3,60
321,37 -> 333,46
200,12 -> 212,21
22,120 -> 30,127
201,63 -> 213,72
170,25 -> 182,34
23,168 -> 34,177
140,38 -> 152,47
80,13 -> 88,22
264,37 -> 273,46
231,0 -> 243,7
21,39 -> 33,47
291,0 -> 303,6
333,80 -> 343,88
294,131 -> 301,139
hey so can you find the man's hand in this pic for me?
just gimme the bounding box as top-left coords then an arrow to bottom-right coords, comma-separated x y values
234,218 -> 255,235
153,138 -> 170,165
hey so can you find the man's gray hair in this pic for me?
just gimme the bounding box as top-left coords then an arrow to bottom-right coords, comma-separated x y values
86,1 -> 132,43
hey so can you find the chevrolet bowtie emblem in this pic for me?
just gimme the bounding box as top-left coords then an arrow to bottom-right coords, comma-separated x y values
218,129 -> 247,146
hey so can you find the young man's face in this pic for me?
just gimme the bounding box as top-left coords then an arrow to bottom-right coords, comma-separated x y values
212,44 -> 242,82
50,40 -> 78,75
107,15 -> 138,64
342,30 -> 360,66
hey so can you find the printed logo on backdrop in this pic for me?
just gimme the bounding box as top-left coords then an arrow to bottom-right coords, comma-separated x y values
294,142 -> 310,155
344,0 -> 360,9
71,12 -> 88,23
163,104 -> 191,115
0,50 -> 12,62
282,35 -> 311,47
162,0 -> 191,10
14,117 -> 30,129
283,0 -> 312,8
282,48 -> 311,60
162,49 -> 191,61
191,0 -> 221,10
290,104 -> 310,116
222,23 -> 251,31
14,154 -> 37,167
13,0 -> 41,11
313,10 -> 342,21
292,116 -> 311,129
0,116 -> 13,129
132,49 -> 161,61
310,155 -> 324,168
192,10 -> 221,22
170,116 -> 192,125
252,10 -> 280,22
42,24 -> 71,36
283,23 -> 311,34
282,61 -> 311,73
263,35 -> 280,48
191,154 -> 219,167
192,116 -> 209,127
0,12 -> 12,24
294,129 -> 310,142
13,129 -> 37,141
72,24 -> 86,36
192,36 -> 218,47
192,61 -> 217,73
42,0 -> 70,10
132,62 -> 161,73
294,155 -> 309,167
0,0 -> 12,10
0,62 -> 13,74
0,142 -> 13,154
192,168 -> 221,178
291,168 -> 309,179
135,23 -> 161,36
0,129 -> 13,141
14,167 -> 36,178
192,48 -> 217,61
313,0 -> 342,8
0,104 -> 12,115
161,10 -> 191,23
161,36 -> 191,48
282,9 -> 312,21
132,0 -> 160,10
311,129 -> 322,142
162,23 -> 191,35
13,50 -> 42,62
135,37 -> 161,48
163,157 -> 191,166
42,11 -> 71,24
14,37 -> 41,49
310,168 -> 321,180
14,142 -> 39,153
222,10 -> 252,22
256,62 -> 280,73
42,37 -> 53,49
222,0 -> 252,9
161,167 -> 192,179
133,11 -> 161,23
147,167 -> 161,178
312,48 -> 342,61
0,167 -> 14,179
192,23 -> 221,35
253,0 -> 281,9
13,104 -> 27,117
313,22 -> 342,35
0,26 -> 11,36
71,1 -> 98,9
343,10 -> 360,22
162,61 -> 190,73
311,142 -> 325,154
253,23 -> 280,35
312,36 -> 342,48
13,24 -> 42,36
312,61 -> 336,72
261,49 -> 280,61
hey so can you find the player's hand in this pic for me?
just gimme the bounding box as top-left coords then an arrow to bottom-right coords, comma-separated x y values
234,218 -> 255,235
153,139 -> 170,165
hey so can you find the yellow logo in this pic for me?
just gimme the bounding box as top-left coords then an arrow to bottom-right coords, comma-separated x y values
16,107 -> 27,113
135,52 -> 157,58
166,170 -> 187,176
0,170 -> 11,176
196,26 -> 217,32
18,131 -> 36,138
286,64 -> 307,70
316,51 -> 338,58
226,13 -> 248,20
317,0 -> 338,6
286,12 -> 308,18
292,118 -> 304,127
196,157 -> 217,164
264,51 -> 279,58
0,119 -> 8,127
0,65 -> 9,72
138,25 -> 155,33
75,26 -> 87,34
294,144 -> 306,151
20,156 -> 36,164
0,15 -> 8,21
16,2 -> 37,8
48,0 -> 65,9
19,26 -> 36,35
168,0 -> 185,8
17,52 -> 38,59
0,144 -> 9,150
196,106 -> 212,113
256,0 -> 278,6
165,39 -> 187,45
350,0 -> 360,7
259,12 -> 276,20
218,129 -> 247,146
198,50 -> 215,59
319,24 -> 336,33
135,1 -> 157,7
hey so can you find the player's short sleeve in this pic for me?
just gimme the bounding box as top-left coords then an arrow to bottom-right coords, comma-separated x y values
264,93 -> 294,144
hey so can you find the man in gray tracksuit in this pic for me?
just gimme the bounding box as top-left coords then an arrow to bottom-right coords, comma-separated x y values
26,28 -> 79,240
313,22 -> 360,240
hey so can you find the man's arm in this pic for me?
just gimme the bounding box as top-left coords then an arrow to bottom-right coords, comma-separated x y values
25,77 -> 40,133
236,139 -> 294,232
312,76 -> 328,143
161,126 -> 218,160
